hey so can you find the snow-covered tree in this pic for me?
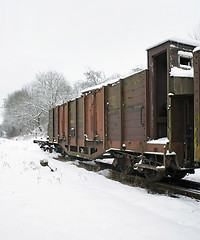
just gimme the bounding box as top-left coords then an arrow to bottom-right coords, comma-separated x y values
2,71 -> 72,137
31,71 -> 72,110
27,71 -> 72,131
71,80 -> 84,98
3,89 -> 33,137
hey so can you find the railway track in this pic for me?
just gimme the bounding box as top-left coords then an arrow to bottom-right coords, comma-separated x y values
55,155 -> 200,201
35,139 -> 200,200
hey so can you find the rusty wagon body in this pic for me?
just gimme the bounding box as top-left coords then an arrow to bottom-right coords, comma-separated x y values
48,39 -> 200,181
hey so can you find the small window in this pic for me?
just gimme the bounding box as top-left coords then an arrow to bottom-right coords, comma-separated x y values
178,51 -> 193,69
180,57 -> 192,67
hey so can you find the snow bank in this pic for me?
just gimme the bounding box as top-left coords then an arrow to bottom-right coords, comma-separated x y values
170,67 -> 194,78
184,168 -> 200,182
0,138 -> 200,240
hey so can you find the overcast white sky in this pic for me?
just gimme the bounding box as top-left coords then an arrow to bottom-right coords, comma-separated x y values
0,0 -> 200,108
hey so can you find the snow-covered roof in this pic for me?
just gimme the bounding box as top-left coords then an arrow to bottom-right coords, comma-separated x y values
81,78 -> 121,94
170,67 -> 193,78
147,37 -> 200,50
81,71 -> 144,94
193,46 -> 200,53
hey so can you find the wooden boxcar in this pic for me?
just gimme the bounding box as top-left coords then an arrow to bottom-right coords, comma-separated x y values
48,38 -> 200,181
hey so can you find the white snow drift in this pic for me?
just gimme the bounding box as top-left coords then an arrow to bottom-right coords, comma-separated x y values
0,137 -> 200,240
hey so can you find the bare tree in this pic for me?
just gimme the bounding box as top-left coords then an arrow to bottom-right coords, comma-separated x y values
106,72 -> 122,81
82,68 -> 106,88
72,70 -> 123,98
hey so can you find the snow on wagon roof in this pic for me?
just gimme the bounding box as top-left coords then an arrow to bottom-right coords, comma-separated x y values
81,72 -> 140,94
194,46 -> 200,52
81,78 -> 121,94
146,37 -> 200,50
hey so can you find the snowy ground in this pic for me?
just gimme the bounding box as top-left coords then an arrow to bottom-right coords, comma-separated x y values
0,137 -> 200,240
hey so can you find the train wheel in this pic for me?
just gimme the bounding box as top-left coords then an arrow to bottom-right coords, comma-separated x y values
170,172 -> 187,181
122,166 -> 134,175
61,148 -> 66,158
144,169 -> 165,182
112,158 -> 123,172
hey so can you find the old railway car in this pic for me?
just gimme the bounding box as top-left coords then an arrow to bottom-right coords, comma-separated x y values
48,39 -> 200,181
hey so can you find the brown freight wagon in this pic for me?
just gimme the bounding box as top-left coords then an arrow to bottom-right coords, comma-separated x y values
51,70 -> 148,158
48,38 -> 200,181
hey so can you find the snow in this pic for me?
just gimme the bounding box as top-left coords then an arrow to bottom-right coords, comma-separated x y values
0,137 -> 200,240
147,37 -> 200,50
170,67 -> 194,78
147,137 -> 169,145
194,46 -> 200,52
168,92 -> 174,97
185,169 -> 200,182
95,158 -> 114,165
178,50 -> 193,58
81,71 -> 144,94
81,78 -> 120,94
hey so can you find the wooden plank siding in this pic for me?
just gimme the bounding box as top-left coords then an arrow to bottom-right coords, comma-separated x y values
107,82 -> 121,145
58,105 -> 64,139
107,70 -> 148,151
68,100 -> 76,146
123,71 -> 147,144
49,108 -> 54,142
77,97 -> 84,146
53,107 -> 59,142
85,93 -> 95,140
96,88 -> 104,141
63,103 -> 69,144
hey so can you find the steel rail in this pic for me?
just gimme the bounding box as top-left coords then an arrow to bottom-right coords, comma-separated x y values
55,156 -> 200,200
34,140 -> 200,201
